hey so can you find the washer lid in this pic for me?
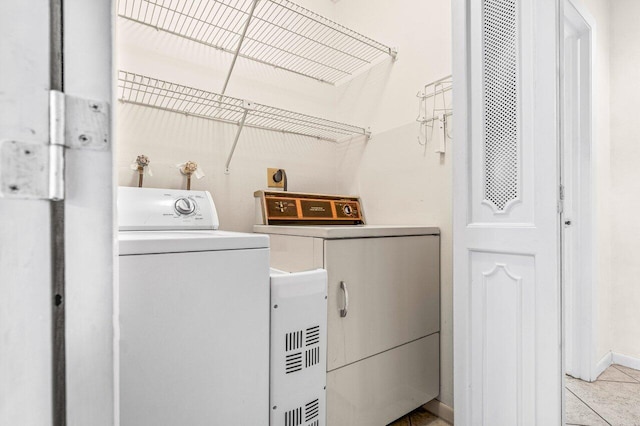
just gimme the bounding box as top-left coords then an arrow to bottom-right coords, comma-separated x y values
119,230 -> 269,255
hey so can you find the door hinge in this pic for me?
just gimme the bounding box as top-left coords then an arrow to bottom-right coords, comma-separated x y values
0,90 -> 110,200
558,184 -> 565,214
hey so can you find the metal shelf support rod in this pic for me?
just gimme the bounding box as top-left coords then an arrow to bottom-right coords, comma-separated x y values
417,85 -> 453,100
424,74 -> 452,86
224,109 -> 250,174
418,111 -> 453,125
221,0 -> 260,95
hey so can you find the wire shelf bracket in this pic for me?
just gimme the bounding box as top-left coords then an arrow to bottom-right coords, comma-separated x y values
117,0 -> 397,87
220,0 -> 259,95
117,71 -> 370,173
224,101 -> 252,173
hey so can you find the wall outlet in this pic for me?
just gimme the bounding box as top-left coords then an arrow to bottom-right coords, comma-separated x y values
267,168 -> 285,188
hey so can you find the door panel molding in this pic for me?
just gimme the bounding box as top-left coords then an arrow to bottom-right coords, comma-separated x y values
469,253 -> 537,425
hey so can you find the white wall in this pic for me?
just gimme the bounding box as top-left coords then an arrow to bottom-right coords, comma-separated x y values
608,0 -> 640,362
580,0 -> 640,366
117,106 -> 349,230
116,0 -> 454,409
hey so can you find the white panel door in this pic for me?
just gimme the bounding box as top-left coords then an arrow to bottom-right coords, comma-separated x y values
0,2 -> 53,425
453,0 -> 562,424
0,2 -> 114,425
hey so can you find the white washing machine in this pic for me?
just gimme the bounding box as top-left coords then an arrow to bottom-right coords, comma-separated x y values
118,187 -> 270,426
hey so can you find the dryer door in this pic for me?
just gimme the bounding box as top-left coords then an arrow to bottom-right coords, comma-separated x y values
324,235 -> 439,370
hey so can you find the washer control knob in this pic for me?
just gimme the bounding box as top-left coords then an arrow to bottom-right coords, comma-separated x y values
342,204 -> 353,216
175,197 -> 196,215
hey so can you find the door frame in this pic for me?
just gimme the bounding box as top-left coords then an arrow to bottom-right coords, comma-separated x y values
560,0 -> 599,382
63,1 -> 115,424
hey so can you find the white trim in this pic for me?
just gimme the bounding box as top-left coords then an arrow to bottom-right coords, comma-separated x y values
612,353 -> 640,372
561,0 -> 599,383
63,0 -> 115,424
424,399 -> 454,424
594,351 -> 612,380
566,0 -> 597,27
451,0 -> 471,423
581,352 -> 640,382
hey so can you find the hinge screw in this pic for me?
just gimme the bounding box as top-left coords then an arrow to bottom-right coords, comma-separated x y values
78,134 -> 91,144
89,103 -> 100,111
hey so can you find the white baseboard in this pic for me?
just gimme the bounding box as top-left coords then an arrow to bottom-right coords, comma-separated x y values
612,352 -> 640,371
594,351 -> 612,379
424,399 -> 454,424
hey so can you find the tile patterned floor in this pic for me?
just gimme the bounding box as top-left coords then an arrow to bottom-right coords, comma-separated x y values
566,364 -> 640,426
388,406 -> 451,426
386,364 -> 639,425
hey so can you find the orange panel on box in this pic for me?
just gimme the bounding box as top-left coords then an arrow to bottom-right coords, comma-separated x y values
256,191 -> 364,225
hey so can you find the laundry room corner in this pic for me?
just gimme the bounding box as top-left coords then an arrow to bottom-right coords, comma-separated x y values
114,0 -> 454,422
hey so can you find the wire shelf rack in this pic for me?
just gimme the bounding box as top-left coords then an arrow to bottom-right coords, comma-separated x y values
117,0 -> 396,85
118,70 -> 367,140
117,71 -> 369,171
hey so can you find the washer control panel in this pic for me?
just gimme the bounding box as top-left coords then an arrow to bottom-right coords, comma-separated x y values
118,187 -> 219,230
